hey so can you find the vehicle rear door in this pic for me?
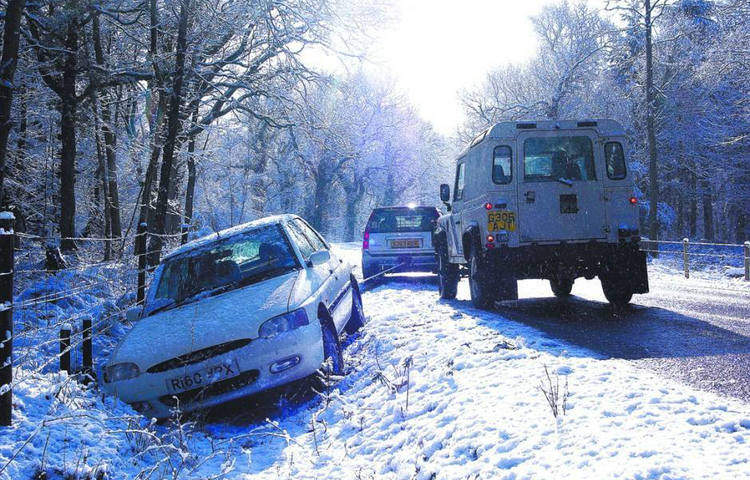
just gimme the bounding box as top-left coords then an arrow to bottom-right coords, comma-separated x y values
517,131 -> 607,242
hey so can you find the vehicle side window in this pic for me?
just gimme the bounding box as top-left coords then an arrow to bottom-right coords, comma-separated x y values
605,142 -> 627,180
492,146 -> 512,184
286,221 -> 315,259
454,163 -> 465,201
294,219 -> 327,251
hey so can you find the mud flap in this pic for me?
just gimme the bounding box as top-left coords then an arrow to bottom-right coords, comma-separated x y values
631,250 -> 649,294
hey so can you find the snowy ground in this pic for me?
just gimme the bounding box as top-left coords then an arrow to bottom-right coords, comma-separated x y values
1,243 -> 749,479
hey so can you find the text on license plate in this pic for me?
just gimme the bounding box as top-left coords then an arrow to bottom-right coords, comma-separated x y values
487,211 -> 517,232
390,238 -> 421,248
166,358 -> 241,393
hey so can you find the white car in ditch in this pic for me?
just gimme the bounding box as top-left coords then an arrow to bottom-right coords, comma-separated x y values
102,215 -> 365,418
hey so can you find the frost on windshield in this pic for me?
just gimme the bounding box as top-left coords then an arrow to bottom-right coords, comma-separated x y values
147,224 -> 298,315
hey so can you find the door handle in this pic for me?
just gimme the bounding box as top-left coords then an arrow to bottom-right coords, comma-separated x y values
455,220 -> 461,224
524,191 -> 536,203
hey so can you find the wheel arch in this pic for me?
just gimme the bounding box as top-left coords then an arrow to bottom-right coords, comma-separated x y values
462,225 -> 481,262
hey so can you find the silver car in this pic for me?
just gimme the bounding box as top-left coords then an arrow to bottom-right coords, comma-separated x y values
361,206 -> 440,279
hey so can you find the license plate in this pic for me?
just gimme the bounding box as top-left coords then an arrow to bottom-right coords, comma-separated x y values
165,358 -> 241,393
487,211 -> 517,232
390,238 -> 421,249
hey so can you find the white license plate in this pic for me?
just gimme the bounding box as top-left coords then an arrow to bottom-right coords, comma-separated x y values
165,358 -> 241,393
390,238 -> 421,249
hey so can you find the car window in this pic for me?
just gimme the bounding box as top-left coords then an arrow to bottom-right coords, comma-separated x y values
286,221 -> 316,259
294,219 -> 327,251
492,146 -> 512,185
605,142 -> 627,180
454,163 -> 465,200
523,136 -> 596,182
366,208 -> 438,233
148,224 -> 298,315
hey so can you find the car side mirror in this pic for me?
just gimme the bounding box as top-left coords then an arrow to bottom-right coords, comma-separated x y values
439,184 -> 452,211
126,305 -> 142,322
308,250 -> 331,267
439,184 -> 450,202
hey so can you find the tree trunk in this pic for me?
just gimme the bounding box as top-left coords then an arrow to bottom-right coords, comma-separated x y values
150,0 -> 191,263
689,164 -> 697,237
182,106 -> 200,244
91,13 -> 122,238
59,24 -> 79,252
0,0 -> 27,205
701,180 -> 714,242
644,0 -> 659,243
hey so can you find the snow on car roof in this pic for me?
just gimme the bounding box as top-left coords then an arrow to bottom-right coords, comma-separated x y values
163,214 -> 296,260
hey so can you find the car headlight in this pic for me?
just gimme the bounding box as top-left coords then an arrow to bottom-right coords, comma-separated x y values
259,309 -> 309,339
103,363 -> 141,383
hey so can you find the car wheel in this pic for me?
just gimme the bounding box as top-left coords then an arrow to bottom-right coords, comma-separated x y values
468,245 -> 495,309
438,251 -> 459,300
600,275 -> 633,308
362,261 -> 378,281
550,278 -> 573,298
344,277 -> 365,335
319,313 -> 344,376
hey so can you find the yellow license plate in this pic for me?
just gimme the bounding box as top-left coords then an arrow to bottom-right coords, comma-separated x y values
391,238 -> 421,249
487,211 -> 516,232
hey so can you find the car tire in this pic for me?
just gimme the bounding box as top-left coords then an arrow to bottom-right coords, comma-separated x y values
438,251 -> 459,300
319,310 -> 344,376
600,275 -> 633,308
497,275 -> 518,301
362,261 -> 378,281
550,278 -> 573,298
468,245 -> 495,309
344,277 -> 365,335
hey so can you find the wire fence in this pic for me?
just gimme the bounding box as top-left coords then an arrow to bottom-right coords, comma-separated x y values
640,238 -> 750,281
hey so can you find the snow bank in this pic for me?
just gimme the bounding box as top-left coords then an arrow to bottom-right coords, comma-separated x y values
205,280 -> 749,479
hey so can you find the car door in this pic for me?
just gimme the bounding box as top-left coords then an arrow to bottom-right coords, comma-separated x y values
517,131 -> 607,242
293,219 -> 351,333
449,161 -> 467,258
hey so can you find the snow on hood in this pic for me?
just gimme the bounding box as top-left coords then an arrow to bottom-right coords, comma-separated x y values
110,271 -> 299,368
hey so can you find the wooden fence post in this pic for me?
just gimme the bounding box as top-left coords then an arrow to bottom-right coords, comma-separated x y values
0,212 -> 15,426
682,238 -> 690,279
60,326 -> 71,374
136,222 -> 147,305
744,241 -> 749,282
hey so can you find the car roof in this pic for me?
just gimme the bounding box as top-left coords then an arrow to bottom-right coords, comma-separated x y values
458,119 -> 626,158
163,214 -> 297,260
371,206 -> 438,212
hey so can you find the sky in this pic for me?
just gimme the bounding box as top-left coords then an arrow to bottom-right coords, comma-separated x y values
314,0 -> 608,136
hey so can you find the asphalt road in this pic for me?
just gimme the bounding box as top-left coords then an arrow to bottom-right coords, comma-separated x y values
491,273 -> 750,402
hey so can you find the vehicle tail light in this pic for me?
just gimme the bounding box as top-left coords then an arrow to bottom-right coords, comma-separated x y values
629,196 -> 638,205
486,234 -> 494,243
363,230 -> 370,250
484,202 -> 493,210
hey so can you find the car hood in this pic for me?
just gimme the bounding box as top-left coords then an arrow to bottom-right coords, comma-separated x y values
110,271 -> 300,369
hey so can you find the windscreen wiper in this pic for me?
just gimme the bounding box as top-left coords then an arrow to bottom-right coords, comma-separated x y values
556,177 -> 573,186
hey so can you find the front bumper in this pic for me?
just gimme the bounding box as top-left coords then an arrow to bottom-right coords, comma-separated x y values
102,323 -> 324,418
362,250 -> 438,273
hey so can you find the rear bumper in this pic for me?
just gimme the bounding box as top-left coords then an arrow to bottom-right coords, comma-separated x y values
362,250 -> 438,273
484,241 -> 649,292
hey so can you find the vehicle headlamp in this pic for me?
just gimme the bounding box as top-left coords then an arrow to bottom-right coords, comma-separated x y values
103,362 -> 141,383
259,309 -> 309,339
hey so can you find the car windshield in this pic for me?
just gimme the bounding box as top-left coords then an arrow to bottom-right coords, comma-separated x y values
523,136 -> 596,182
367,208 -> 438,233
146,224 -> 299,316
